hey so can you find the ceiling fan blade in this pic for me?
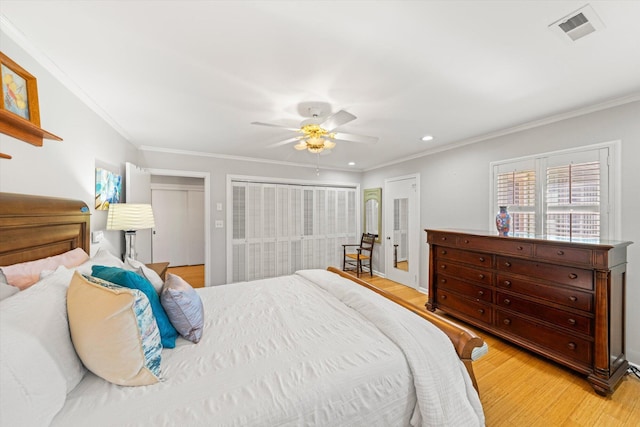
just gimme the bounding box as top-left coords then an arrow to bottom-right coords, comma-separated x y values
251,121 -> 301,132
331,132 -> 378,144
320,110 -> 356,131
266,136 -> 303,148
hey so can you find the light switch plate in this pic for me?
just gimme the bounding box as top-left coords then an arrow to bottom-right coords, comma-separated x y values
216,202 -> 223,211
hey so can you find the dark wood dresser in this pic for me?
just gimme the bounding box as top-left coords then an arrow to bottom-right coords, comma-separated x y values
425,228 -> 632,395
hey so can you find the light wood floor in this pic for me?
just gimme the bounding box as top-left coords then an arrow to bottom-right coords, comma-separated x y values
168,265 -> 640,426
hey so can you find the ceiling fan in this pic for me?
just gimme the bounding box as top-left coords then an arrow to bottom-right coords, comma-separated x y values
251,107 -> 378,154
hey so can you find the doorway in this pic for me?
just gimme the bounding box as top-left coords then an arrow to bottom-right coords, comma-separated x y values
384,174 -> 420,289
127,163 -> 211,286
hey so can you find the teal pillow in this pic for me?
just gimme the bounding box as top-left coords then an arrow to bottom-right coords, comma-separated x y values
91,265 -> 177,348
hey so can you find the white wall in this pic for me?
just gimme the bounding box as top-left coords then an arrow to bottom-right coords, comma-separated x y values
138,150 -> 363,286
363,100 -> 640,365
0,32 -> 139,256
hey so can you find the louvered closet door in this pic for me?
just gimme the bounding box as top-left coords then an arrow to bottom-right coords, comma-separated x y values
232,183 -> 247,283
231,181 -> 357,281
276,185 -> 291,276
325,189 -> 338,268
289,186 -> 304,272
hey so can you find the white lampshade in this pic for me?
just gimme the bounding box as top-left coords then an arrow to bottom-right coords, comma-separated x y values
106,204 -> 155,231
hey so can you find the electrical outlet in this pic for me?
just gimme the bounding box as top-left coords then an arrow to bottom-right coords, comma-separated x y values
91,230 -> 104,243
215,220 -> 224,228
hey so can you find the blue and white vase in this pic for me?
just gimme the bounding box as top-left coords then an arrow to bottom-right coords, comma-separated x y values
495,206 -> 511,236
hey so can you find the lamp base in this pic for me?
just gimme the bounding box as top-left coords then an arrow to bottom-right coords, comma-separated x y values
124,230 -> 137,260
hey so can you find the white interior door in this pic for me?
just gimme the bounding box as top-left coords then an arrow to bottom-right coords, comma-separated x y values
384,175 -> 420,288
152,189 -> 189,266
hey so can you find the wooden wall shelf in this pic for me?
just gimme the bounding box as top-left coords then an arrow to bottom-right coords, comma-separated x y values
0,109 -> 62,147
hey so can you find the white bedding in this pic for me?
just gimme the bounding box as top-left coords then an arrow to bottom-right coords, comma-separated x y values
52,270 -> 484,427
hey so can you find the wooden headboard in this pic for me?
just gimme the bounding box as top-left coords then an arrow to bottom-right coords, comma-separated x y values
0,192 -> 91,266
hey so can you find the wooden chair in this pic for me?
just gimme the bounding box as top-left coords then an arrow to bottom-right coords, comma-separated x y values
342,233 -> 377,277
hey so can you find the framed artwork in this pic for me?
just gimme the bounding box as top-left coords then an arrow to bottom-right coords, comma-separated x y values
0,51 -> 40,126
95,168 -> 122,210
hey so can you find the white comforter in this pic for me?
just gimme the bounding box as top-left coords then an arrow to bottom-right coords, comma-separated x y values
52,270 -> 484,426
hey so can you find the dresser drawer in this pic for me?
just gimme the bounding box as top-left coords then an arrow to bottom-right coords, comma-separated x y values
535,244 -> 592,267
496,310 -> 592,365
435,260 -> 493,286
428,231 -> 457,246
436,246 -> 492,268
496,274 -> 593,311
496,256 -> 593,290
436,275 -> 492,303
496,291 -> 592,335
457,235 -> 533,257
436,289 -> 492,325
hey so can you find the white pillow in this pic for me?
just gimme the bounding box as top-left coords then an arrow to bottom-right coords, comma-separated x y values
0,326 -> 67,427
125,257 -> 164,293
75,247 -> 125,275
0,282 -> 19,301
0,266 -> 86,425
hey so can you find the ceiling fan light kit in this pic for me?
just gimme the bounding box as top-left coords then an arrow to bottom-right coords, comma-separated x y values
252,107 -> 378,154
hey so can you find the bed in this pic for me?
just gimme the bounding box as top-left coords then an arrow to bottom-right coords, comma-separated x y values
0,192 -> 486,426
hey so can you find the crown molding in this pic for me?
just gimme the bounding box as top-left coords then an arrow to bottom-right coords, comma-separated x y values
138,145 -> 361,173
0,14 -> 131,141
365,93 -> 640,172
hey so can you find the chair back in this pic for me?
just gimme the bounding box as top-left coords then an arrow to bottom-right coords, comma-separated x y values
360,233 -> 377,255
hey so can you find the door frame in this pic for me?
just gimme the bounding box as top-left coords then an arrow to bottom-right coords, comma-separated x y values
384,174 -> 420,289
148,168 -> 211,287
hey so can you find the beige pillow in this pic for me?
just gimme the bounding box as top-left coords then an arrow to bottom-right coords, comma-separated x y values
67,272 -> 162,386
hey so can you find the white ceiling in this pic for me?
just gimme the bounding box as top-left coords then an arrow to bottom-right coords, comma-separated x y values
1,1 -> 639,171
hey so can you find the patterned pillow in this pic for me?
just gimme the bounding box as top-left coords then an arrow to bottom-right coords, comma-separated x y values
91,266 -> 178,348
161,274 -> 204,343
67,272 -> 162,386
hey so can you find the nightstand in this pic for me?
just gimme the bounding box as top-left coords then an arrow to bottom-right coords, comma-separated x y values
145,262 -> 169,281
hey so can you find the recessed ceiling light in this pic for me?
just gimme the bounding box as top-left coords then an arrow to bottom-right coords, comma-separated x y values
421,135 -> 434,141
348,162 -> 356,166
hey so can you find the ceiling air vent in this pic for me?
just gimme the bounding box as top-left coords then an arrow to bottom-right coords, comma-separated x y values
549,4 -> 605,42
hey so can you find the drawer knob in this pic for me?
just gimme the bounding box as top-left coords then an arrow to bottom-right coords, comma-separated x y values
567,342 -> 577,350
440,295 -> 447,300
478,290 -> 484,296
517,246 -> 524,251
441,250 -> 447,255
503,298 -> 511,305
557,250 -> 565,256
479,257 -> 485,262
478,274 -> 485,279
440,278 -> 447,283
567,318 -> 576,325
478,309 -> 485,314
504,280 -> 512,288
568,273 -> 578,279
504,261 -> 512,267
569,296 -> 578,302
463,239 -> 470,244
441,237 -> 447,241
503,319 -> 511,325
440,264 -> 446,269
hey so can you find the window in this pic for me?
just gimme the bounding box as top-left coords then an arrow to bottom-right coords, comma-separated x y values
491,142 -> 617,241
